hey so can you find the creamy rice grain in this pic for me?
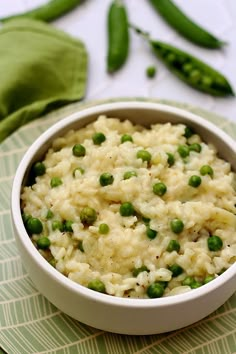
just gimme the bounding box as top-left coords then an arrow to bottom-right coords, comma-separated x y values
21,116 -> 236,298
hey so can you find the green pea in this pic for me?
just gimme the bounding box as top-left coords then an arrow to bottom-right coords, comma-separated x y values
78,240 -> 84,253
119,202 -> 135,217
88,279 -> 106,293
166,152 -> 175,166
99,223 -> 110,234
189,143 -> 202,153
136,149 -> 152,163
72,144 -> 86,157
166,239 -> 180,252
189,69 -> 201,83
147,282 -> 165,298
52,220 -> 64,232
182,276 -> 195,287
203,275 -> 215,284
26,217 -> 43,235
142,216 -> 151,225
37,236 -> 51,249
22,213 -> 31,225
191,281 -> 202,289
92,132 -> 106,145
183,126 -> 195,138
50,177 -> 63,188
207,235 -> 223,251
80,207 -> 97,226
166,52 -> 176,63
153,182 -> 167,196
48,258 -> 56,267
146,226 -> 157,239
73,167 -> 85,177
121,134 -> 133,143
170,218 -> 184,234
32,161 -> 46,176
188,175 -> 202,187
123,171 -> 137,180
200,165 -> 214,177
146,65 -> 156,78
201,76 -> 213,86
182,63 -> 193,75
64,220 -> 73,232
177,145 -> 189,158
46,209 -> 54,219
132,265 -> 149,277
168,264 -> 183,277
99,172 -> 114,186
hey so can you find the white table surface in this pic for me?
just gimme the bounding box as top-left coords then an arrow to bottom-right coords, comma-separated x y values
1,0 -> 236,123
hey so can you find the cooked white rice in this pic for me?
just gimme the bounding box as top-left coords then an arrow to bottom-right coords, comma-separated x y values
21,115 -> 236,298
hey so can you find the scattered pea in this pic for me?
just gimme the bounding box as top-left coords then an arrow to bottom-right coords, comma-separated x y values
73,167 -> 85,177
37,236 -> 51,249
132,265 -> 149,277
136,149 -> 152,163
203,275 -> 215,284
153,182 -> 167,196
146,226 -> 157,239
189,143 -> 202,153
80,207 -> 97,226
189,69 -> 201,84
200,165 -> 214,177
166,239 -> 180,252
177,145 -> 189,158
32,161 -> 46,176
26,217 -> 43,235
121,134 -> 133,143
208,235 -> 223,251
22,213 -> 31,225
123,171 -> 137,180
168,264 -> 183,277
183,126 -> 195,138
188,175 -> 201,188
88,279 -> 106,293
64,220 -> 73,232
142,216 -> 151,225
52,220 -> 64,232
182,276 -> 202,289
147,282 -> 165,298
166,152 -> 175,166
72,144 -> 86,157
50,177 -> 62,188
119,202 -> 135,217
170,218 -> 184,234
99,172 -> 114,186
92,132 -> 106,145
146,65 -> 156,78
99,223 -> 110,234
46,209 -> 54,219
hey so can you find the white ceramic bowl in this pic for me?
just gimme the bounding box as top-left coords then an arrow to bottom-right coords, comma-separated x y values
11,101 -> 236,335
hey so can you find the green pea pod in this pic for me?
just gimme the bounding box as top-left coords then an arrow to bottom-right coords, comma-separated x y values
0,0 -> 82,23
149,0 -> 225,49
107,0 -> 129,73
151,40 -> 234,96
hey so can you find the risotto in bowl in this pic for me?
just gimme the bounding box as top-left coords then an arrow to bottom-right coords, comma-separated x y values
12,101 -> 236,334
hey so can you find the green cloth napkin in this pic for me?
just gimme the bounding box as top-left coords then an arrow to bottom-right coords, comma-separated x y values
0,19 -> 88,143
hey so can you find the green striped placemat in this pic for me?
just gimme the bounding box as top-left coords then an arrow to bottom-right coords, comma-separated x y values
1,98 -> 236,354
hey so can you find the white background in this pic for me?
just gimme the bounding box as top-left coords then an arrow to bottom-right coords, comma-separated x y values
1,0 -> 236,122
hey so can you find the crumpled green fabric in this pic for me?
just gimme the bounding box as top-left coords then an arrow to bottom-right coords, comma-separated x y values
0,19 -> 88,143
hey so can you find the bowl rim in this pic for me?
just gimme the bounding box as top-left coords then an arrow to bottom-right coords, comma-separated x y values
11,100 -> 236,309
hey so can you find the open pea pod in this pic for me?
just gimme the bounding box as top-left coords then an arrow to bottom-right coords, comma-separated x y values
151,40 -> 234,96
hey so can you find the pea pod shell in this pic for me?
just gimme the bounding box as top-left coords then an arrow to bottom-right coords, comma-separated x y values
0,0 -> 82,23
151,40 -> 234,96
107,0 -> 129,73
149,0 -> 225,49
